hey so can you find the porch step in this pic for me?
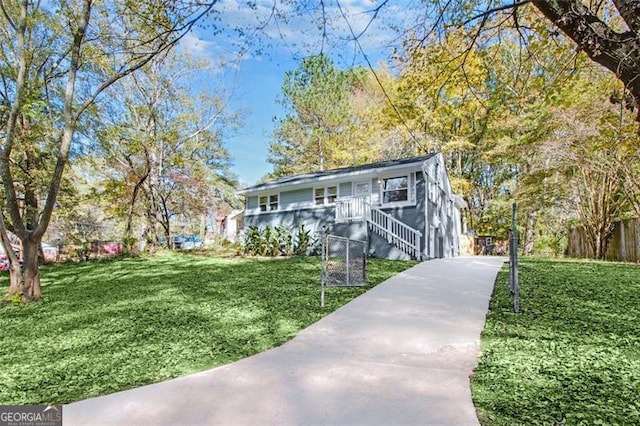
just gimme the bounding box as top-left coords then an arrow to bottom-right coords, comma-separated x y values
367,208 -> 422,260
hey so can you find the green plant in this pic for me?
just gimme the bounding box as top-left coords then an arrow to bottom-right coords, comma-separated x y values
122,237 -> 138,254
263,226 -> 279,257
245,225 -> 296,257
1,292 -> 24,305
274,226 -> 293,256
471,258 -> 640,425
293,223 -> 318,256
244,225 -> 265,256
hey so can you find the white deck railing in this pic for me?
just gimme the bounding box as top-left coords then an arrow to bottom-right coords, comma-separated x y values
368,208 -> 422,259
335,196 -> 368,222
334,196 -> 422,259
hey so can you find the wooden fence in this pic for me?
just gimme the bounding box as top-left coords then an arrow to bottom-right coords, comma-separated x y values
568,218 -> 640,262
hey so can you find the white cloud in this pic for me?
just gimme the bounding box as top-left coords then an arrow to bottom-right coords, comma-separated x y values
188,0 -> 421,67
180,33 -> 218,57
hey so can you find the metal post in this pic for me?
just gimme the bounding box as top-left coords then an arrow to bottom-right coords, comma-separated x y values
509,229 -> 514,293
346,239 -> 350,286
512,202 -> 520,313
321,233 -> 326,307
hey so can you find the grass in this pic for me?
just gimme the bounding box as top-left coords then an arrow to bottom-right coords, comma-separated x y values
471,258 -> 640,425
0,252 -> 416,405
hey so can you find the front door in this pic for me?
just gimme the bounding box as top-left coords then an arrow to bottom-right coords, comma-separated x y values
352,181 -> 371,220
354,181 -> 370,198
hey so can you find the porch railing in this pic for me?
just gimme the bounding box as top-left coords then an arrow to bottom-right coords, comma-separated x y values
368,208 -> 422,259
334,196 -> 423,259
335,196 -> 368,222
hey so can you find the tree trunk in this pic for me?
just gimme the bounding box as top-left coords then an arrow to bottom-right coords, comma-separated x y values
124,175 -> 148,253
523,207 -> 537,255
124,182 -> 142,242
21,239 -> 41,300
593,233 -> 602,260
6,261 -> 24,299
4,237 -> 41,302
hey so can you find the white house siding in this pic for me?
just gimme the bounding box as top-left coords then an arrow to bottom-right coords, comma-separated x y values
339,182 -> 352,197
371,178 -> 381,206
247,196 -> 259,211
281,188 -> 313,209
421,154 -> 461,259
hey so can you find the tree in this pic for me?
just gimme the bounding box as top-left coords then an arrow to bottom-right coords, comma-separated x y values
382,10 -> 635,251
0,1 -> 215,302
41,157 -> 114,260
309,1 -> 638,125
294,1 -> 638,254
552,68 -> 638,258
94,52 -> 239,252
269,54 -> 370,176
530,0 -> 640,119
571,149 -> 627,259
409,0 -> 640,122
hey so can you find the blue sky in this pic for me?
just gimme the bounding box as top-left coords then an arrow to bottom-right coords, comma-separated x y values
180,1 -> 420,186
220,56 -> 298,187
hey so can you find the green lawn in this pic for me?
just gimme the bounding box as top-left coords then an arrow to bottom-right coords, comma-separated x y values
472,258 -> 640,425
0,252 -> 416,405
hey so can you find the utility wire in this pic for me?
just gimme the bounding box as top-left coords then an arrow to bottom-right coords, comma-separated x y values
334,0 -> 428,153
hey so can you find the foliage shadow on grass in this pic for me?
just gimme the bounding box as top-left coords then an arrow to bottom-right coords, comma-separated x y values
472,258 -> 640,425
0,253 -> 415,404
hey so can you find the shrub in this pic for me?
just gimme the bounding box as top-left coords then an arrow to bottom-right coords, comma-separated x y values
275,226 -> 293,256
244,224 -> 319,257
244,225 -> 265,256
293,223 -> 311,256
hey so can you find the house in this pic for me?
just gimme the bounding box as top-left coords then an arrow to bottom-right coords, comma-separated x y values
41,243 -> 59,262
474,235 -> 507,255
221,209 -> 244,243
238,153 -> 466,260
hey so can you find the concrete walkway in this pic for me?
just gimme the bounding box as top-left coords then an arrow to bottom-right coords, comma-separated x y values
64,256 -> 505,426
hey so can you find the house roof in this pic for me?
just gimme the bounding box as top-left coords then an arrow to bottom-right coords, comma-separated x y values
239,153 -> 437,194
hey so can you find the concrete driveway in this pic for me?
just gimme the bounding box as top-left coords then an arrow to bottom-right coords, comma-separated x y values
64,256 -> 505,426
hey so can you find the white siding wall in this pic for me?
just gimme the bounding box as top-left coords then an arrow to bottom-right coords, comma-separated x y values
421,153 -> 462,259
339,182 -> 353,197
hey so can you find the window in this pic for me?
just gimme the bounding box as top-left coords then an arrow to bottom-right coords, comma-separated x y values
327,186 -> 337,203
382,176 -> 409,203
429,181 -> 438,203
259,194 -> 278,212
355,182 -> 370,196
315,186 -> 337,205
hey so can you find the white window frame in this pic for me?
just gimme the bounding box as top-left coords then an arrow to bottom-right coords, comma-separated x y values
259,194 -> 279,212
381,175 -> 412,206
429,179 -> 438,203
314,185 -> 338,205
354,181 -> 370,197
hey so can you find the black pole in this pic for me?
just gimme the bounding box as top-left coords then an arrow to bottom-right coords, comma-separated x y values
512,202 -> 520,313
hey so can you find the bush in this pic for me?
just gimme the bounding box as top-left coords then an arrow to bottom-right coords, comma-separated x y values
244,224 -> 318,257
294,223 -> 318,256
244,225 -> 266,256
